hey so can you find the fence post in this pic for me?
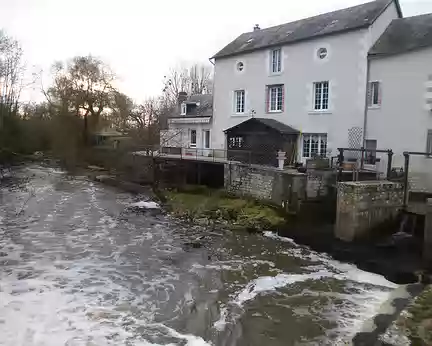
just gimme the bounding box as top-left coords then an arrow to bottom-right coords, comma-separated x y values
387,149 -> 393,180
403,152 -> 410,209
360,146 -> 365,170
337,148 -> 344,182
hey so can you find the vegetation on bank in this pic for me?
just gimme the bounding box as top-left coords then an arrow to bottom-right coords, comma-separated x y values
396,286 -> 432,345
163,186 -> 286,232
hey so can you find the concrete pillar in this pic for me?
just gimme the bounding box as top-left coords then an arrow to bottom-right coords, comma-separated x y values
424,198 -> 432,266
277,151 -> 286,170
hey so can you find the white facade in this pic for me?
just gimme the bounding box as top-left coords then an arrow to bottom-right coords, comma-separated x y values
366,47 -> 432,189
211,1 -> 399,163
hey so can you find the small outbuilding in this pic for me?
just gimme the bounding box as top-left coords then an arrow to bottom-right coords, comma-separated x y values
224,118 -> 299,166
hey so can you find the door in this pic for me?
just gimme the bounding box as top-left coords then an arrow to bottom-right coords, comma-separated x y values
202,130 -> 211,157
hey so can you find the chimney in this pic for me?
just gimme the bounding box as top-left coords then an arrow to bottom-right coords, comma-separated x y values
253,24 -> 260,31
178,91 -> 188,104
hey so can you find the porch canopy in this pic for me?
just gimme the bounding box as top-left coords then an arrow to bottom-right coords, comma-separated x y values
224,118 -> 299,166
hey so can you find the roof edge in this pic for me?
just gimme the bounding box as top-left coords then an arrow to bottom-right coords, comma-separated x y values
369,0 -> 403,24
211,24 -> 370,60
368,44 -> 432,59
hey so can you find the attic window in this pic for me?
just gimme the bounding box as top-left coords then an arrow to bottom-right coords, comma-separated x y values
181,103 -> 187,115
237,62 -> 244,71
317,47 -> 328,59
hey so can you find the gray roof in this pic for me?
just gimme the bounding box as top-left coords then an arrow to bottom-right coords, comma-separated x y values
369,13 -> 432,57
186,94 -> 213,117
170,94 -> 213,118
212,0 -> 401,59
225,118 -> 299,135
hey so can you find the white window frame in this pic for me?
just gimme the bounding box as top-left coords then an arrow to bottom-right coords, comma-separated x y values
267,85 -> 284,112
234,90 -> 245,114
302,133 -> 328,158
181,103 -> 187,115
203,130 -> 210,149
368,81 -> 381,108
190,129 -> 197,148
313,81 -> 329,111
270,48 -> 282,74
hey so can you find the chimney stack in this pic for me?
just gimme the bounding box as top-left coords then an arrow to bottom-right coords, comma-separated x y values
253,24 -> 260,31
178,91 -> 188,104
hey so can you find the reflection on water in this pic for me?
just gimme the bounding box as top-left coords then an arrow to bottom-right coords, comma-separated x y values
0,165 -> 397,346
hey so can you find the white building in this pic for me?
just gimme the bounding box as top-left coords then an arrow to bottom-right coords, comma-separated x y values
366,13 -> 432,189
210,0 -> 402,163
160,93 -> 213,156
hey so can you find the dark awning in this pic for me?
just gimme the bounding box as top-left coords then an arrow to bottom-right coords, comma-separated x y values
224,118 -> 299,135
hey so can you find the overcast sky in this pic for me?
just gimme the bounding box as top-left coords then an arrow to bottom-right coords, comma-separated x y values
1,0 -> 432,103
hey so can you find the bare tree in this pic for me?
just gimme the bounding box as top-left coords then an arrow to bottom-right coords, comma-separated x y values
0,31 -> 24,123
45,55 -> 116,143
162,63 -> 213,106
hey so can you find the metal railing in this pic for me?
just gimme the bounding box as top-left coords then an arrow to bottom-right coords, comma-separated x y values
336,147 -> 393,181
131,145 -> 281,167
401,151 -> 432,209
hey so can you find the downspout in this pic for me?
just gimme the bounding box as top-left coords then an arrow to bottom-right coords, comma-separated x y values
362,56 -> 371,169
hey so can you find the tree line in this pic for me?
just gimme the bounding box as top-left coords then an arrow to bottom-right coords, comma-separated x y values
0,30 -> 213,165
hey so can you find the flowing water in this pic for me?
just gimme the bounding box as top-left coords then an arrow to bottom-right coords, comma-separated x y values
0,164 -> 398,346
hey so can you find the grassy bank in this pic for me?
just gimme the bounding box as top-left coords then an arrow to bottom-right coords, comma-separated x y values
163,186 -> 286,232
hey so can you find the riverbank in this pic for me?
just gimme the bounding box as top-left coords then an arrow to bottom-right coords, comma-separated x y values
163,186 -> 286,232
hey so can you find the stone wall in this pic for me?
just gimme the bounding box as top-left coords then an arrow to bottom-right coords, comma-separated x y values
224,163 -> 307,213
306,169 -> 336,199
335,181 -> 403,241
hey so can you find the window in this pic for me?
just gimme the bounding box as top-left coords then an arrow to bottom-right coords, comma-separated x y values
271,48 -> 282,73
203,130 -> 210,149
427,130 -> 432,154
313,81 -> 329,111
303,134 -> 328,158
237,62 -> 244,71
229,136 -> 244,149
190,129 -> 197,147
181,103 -> 187,115
267,85 -> 284,112
368,81 -> 381,107
234,90 -> 245,113
317,47 -> 328,59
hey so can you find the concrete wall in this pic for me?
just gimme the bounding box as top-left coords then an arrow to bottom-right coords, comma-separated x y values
211,2 -> 399,162
367,47 -> 432,191
306,169 -> 336,199
335,181 -> 403,241
224,163 -> 307,212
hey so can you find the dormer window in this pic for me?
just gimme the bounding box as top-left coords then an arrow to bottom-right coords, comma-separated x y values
181,103 -> 187,115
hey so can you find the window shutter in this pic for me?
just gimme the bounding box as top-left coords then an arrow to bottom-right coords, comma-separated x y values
377,82 -> 382,105
265,87 -> 269,113
281,86 -> 285,112
427,130 -> 432,153
367,82 -> 372,107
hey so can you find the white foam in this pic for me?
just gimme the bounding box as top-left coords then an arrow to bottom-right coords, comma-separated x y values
263,231 -> 297,245
129,201 -> 160,209
234,270 -> 334,307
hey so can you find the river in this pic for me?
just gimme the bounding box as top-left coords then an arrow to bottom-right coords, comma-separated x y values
0,164 -> 398,346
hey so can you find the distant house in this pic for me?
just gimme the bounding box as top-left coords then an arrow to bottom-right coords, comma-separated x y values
93,128 -> 130,149
160,93 -> 213,155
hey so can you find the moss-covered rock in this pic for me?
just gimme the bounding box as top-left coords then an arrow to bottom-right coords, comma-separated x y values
163,187 -> 286,232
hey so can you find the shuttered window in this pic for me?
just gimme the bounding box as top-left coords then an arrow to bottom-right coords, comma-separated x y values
427,130 -> 432,154
368,81 -> 381,107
